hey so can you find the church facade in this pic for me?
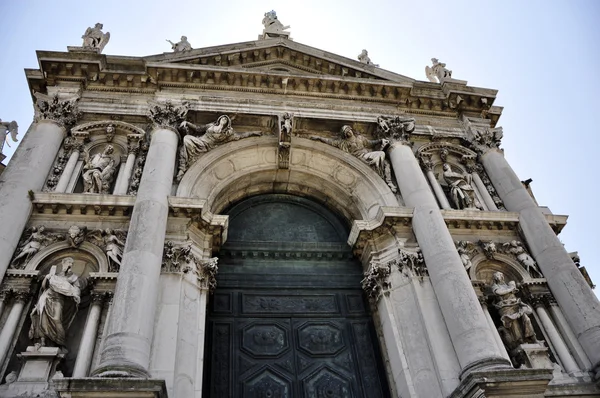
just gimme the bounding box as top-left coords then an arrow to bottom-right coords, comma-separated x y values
0,15 -> 599,398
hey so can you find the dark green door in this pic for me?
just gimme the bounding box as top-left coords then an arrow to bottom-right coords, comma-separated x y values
204,195 -> 390,398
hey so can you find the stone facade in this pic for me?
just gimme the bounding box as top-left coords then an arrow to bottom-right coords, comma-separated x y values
0,19 -> 599,398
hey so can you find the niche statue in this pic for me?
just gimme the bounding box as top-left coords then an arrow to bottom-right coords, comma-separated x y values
29,258 -> 87,349
82,145 -> 119,194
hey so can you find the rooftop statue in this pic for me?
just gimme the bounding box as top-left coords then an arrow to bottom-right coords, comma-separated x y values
357,50 -> 378,67
425,58 -> 452,83
167,36 -> 192,52
81,23 -> 110,53
0,119 -> 18,156
29,258 -> 87,349
262,10 -> 290,38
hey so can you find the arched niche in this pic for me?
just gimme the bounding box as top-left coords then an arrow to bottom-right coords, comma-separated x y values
25,241 -> 109,274
177,136 -> 399,222
470,253 -> 531,284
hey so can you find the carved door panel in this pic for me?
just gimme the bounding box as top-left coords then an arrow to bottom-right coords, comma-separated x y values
205,290 -> 389,398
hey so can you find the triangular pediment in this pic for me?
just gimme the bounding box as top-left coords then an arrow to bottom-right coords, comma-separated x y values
143,38 -> 414,84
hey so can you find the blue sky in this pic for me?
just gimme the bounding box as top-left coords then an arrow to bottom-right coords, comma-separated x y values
1,1 -> 599,293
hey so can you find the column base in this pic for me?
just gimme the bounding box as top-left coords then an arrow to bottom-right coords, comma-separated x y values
459,356 -> 512,380
91,363 -> 151,378
450,368 -> 553,398
54,377 -> 167,398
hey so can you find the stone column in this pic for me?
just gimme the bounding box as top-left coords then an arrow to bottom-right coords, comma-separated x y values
53,132 -> 88,193
93,102 -> 187,377
480,301 -> 511,361
113,134 -> 142,195
383,123 -> 510,377
419,153 -> 451,209
534,301 -> 580,375
0,289 -> 9,319
72,293 -> 104,377
0,103 -> 82,283
471,171 -> 498,211
0,292 -> 29,366
470,126 -> 600,372
548,302 -> 592,371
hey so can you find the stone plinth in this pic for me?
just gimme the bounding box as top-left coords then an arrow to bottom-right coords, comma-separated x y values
450,368 -> 553,398
513,343 -> 554,370
0,346 -> 64,397
53,378 -> 168,398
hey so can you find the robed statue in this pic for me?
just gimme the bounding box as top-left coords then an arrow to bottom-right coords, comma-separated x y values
29,258 -> 87,348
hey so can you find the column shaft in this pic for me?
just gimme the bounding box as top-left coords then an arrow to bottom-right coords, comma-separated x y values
548,304 -> 592,371
72,298 -> 103,377
481,303 -> 511,361
54,149 -> 80,193
113,152 -> 136,195
535,305 -> 579,374
94,127 -> 178,377
471,172 -> 498,211
480,149 -> 600,370
0,299 -> 25,366
426,170 -> 451,209
0,121 -> 66,283
388,142 -> 509,376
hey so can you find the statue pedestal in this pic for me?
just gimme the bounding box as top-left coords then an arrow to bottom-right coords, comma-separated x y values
0,346 -> 64,397
67,46 -> 101,54
512,343 -> 553,370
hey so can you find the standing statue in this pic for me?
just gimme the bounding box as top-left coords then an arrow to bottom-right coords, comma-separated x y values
442,163 -> 482,210
491,271 -> 538,351
166,36 -> 192,52
502,241 -> 543,278
425,58 -> 452,83
81,23 -> 110,53
29,258 -> 87,348
357,50 -> 378,67
455,241 -> 474,272
262,10 -> 290,37
82,145 -> 119,194
0,119 -> 19,154
177,115 -> 262,181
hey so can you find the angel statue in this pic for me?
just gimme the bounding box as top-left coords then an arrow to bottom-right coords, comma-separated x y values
177,115 -> 262,181
88,229 -> 126,272
11,226 -> 61,269
82,145 -> 119,194
29,257 -> 87,348
425,58 -> 452,83
82,23 -> 110,53
0,119 -> 19,153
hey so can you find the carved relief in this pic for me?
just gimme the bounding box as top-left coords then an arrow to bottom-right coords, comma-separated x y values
34,93 -> 81,129
500,241 -> 543,278
66,225 -> 87,247
82,144 -> 120,194
177,115 -> 262,181
463,123 -> 504,155
161,241 -> 219,291
361,260 -> 391,304
455,240 -> 475,272
397,247 -> 427,277
11,226 -> 64,269
128,141 -> 149,195
474,163 -> 506,209
375,115 -> 416,145
148,101 -> 189,130
277,113 -> 293,169
311,125 -> 397,192
87,229 -> 126,272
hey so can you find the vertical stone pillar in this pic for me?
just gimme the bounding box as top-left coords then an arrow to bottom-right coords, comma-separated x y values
548,302 -> 592,371
72,293 -> 104,377
113,134 -> 142,195
534,301 -> 580,375
0,292 -> 28,366
381,119 -> 510,377
54,132 -> 88,193
0,95 -> 79,283
0,289 -> 8,319
471,171 -> 498,211
480,301 -> 511,361
418,152 -> 451,209
93,101 -> 187,377
469,123 -> 600,373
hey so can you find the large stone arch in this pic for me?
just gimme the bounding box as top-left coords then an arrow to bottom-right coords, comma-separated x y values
177,136 -> 399,222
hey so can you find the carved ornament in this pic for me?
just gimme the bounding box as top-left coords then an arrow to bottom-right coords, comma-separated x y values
361,260 -> 391,304
34,93 -> 81,129
277,113 -> 293,169
10,226 -> 65,270
147,101 -> 189,131
375,115 -> 416,145
161,241 -> 219,292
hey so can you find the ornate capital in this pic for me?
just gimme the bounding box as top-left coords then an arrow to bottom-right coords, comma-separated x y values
147,101 -> 189,131
361,260 -> 392,305
34,93 -> 81,130
198,257 -> 219,293
463,122 -> 503,155
127,134 -> 144,155
13,290 -> 33,302
91,291 -> 106,304
375,115 -> 415,145
419,152 -> 433,171
396,247 -> 427,277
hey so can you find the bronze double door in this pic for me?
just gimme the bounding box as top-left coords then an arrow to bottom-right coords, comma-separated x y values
205,286 -> 390,398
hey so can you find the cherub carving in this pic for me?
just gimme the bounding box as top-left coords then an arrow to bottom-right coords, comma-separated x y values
480,240 -> 497,259
11,226 -> 62,269
87,229 -> 126,272
66,225 -> 87,248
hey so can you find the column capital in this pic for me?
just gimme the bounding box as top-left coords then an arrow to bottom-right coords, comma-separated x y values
126,134 -> 144,155
0,289 -> 12,302
460,116 -> 503,156
34,93 -> 81,131
361,259 -> 392,305
12,290 -> 33,303
375,114 -> 415,146
147,100 -> 188,138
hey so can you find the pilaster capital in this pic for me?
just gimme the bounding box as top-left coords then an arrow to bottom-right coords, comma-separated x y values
13,290 -> 33,303
461,116 -> 503,156
361,259 -> 392,305
418,152 -> 434,171
0,289 -> 12,302
147,100 -> 188,137
126,133 -> 144,155
375,115 -> 415,146
33,93 -> 82,130
90,291 -> 106,305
